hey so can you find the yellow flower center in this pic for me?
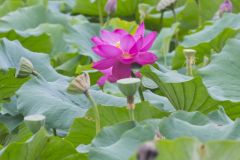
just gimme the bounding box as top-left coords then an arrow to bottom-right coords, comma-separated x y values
115,41 -> 121,48
121,52 -> 132,59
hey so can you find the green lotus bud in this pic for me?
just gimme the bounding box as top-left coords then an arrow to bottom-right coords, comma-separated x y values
15,57 -> 34,78
67,73 -> 90,94
24,114 -> 45,134
117,78 -> 141,97
156,0 -> 176,12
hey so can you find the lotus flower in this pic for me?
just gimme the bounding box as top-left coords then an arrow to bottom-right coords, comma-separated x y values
91,23 -> 158,86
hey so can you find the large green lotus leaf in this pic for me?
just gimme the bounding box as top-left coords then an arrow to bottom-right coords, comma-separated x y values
72,0 -> 138,17
65,102 -> 169,147
199,39 -> 240,102
0,38 -> 62,81
0,5 -> 78,57
141,65 -> 220,113
0,69 -> 28,102
17,77 -> 126,130
89,109 -> 240,160
154,138 -> 240,160
173,13 -> 240,69
0,5 -> 71,31
64,22 -> 101,61
199,39 -> 240,118
0,128 -> 85,160
0,0 -> 47,17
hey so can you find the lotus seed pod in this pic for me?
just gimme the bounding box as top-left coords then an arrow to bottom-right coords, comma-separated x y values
117,78 -> 141,97
104,0 -> 117,15
24,114 -> 45,134
137,141 -> 158,160
67,73 -> 90,94
183,49 -> 196,58
15,57 -> 34,78
156,0 -> 176,12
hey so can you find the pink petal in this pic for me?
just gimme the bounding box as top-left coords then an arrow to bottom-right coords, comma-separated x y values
120,34 -> 135,52
141,32 -> 157,51
97,45 -> 122,58
114,29 -> 128,36
112,62 -> 131,80
135,52 -> 158,65
129,37 -> 144,54
134,22 -> 145,40
92,46 -> 107,58
100,30 -> 119,44
97,75 -> 108,86
93,59 -> 115,70
91,36 -> 104,45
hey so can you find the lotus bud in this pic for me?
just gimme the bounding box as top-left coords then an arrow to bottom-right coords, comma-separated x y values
67,73 -> 90,94
220,0 -> 232,14
184,49 -> 196,76
104,0 -> 117,15
117,78 -> 141,97
24,114 -> 45,134
137,141 -> 158,160
135,72 -> 143,79
156,0 -> 176,12
15,57 -> 34,78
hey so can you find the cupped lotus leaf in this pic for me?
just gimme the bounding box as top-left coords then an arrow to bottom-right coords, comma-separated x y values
141,65 -> 220,113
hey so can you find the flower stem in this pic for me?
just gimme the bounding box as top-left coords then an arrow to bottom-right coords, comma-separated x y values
195,0 -> 202,27
97,0 -> 104,25
159,11 -> 164,32
186,60 -> 193,76
128,108 -> 135,121
171,7 -> 179,46
138,85 -> 145,102
85,91 -> 101,134
127,96 -> 135,121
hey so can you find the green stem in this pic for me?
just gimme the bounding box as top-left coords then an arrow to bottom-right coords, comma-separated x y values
159,11 -> 164,32
171,7 -> 179,46
138,85 -> 145,102
127,96 -> 135,121
52,128 -> 57,136
97,0 -> 104,25
85,91 -> 101,134
196,0 -> 202,27
186,60 -> 193,76
128,109 -> 135,121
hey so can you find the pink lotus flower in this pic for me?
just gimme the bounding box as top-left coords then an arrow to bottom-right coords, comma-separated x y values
91,23 -> 158,86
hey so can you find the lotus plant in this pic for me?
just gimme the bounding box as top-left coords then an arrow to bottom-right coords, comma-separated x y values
91,22 -> 158,86
68,73 -> 101,133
